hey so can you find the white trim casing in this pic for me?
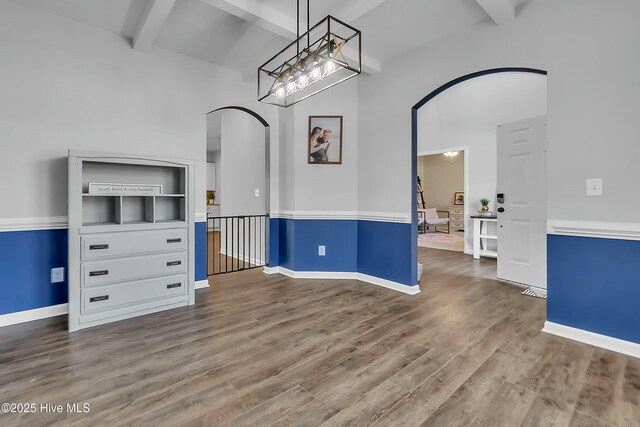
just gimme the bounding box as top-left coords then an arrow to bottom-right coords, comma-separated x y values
195,279 -> 210,289
547,220 -> 640,241
195,212 -> 207,222
263,267 -> 421,295
0,216 -> 68,232
270,210 -> 411,224
0,304 -> 68,328
543,321 -> 640,359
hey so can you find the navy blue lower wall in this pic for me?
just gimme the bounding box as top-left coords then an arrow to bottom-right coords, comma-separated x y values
269,218 -> 415,286
272,218 -> 358,272
195,222 -> 207,281
0,229 -> 68,315
1,225 -> 209,317
548,234 -> 640,344
358,220 -> 415,286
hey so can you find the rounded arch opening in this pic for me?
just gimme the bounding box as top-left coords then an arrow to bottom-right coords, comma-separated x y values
410,67 -> 548,285
205,105 -> 271,276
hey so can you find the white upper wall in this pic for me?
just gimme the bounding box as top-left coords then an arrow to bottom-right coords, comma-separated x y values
358,0 -> 640,223
0,0 -> 280,220
284,78 -> 359,214
219,110 -> 266,216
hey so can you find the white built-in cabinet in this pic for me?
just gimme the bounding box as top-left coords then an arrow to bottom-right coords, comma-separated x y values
67,151 -> 195,332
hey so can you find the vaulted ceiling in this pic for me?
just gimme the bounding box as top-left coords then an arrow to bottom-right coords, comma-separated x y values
10,0 -> 532,79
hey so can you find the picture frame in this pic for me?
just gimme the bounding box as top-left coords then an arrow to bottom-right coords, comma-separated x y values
308,115 -> 343,164
454,192 -> 464,205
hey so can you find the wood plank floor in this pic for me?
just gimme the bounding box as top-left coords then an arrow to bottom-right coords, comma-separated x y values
0,248 -> 638,426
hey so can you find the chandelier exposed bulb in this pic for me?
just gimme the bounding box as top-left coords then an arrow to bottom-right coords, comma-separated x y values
325,61 -> 336,73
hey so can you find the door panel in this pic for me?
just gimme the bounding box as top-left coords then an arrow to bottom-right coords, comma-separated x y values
497,115 -> 547,288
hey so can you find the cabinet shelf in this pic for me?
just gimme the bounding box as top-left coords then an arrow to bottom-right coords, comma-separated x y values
82,193 -> 185,197
479,234 -> 497,240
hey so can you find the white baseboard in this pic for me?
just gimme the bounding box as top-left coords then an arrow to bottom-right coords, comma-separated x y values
0,303 -> 68,328
542,321 -> 640,358
195,279 -> 210,289
263,267 -> 421,295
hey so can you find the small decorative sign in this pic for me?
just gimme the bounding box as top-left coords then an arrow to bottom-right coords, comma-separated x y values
88,183 -> 163,195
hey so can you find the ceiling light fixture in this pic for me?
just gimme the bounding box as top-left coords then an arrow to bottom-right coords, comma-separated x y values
443,151 -> 459,158
258,0 -> 362,107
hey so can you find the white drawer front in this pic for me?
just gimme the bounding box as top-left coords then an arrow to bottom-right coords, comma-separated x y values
82,230 -> 186,260
82,252 -> 186,287
81,275 -> 187,314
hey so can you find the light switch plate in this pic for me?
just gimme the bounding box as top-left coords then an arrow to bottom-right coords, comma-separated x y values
51,267 -> 65,283
318,245 -> 325,256
586,178 -> 603,197
254,188 -> 260,197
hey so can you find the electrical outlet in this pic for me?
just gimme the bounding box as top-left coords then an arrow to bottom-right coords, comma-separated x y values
51,267 -> 65,283
254,188 -> 260,197
318,245 -> 325,256
586,178 -> 603,196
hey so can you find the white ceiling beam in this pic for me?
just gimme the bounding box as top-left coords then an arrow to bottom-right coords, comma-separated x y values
333,0 -> 389,23
201,0 -> 381,74
201,0 -> 296,39
475,0 -> 516,26
133,0 -> 177,52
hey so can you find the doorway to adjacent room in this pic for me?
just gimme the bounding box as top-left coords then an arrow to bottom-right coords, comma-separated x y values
412,68 -> 548,294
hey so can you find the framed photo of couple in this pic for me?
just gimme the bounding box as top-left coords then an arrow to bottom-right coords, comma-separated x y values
308,115 -> 343,164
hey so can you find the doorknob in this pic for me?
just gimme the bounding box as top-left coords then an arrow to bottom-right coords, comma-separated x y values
497,207 -> 505,213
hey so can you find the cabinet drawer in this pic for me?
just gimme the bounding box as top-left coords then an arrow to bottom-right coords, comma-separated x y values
82,252 -> 186,287
82,275 -> 187,314
81,230 -> 186,260
449,208 -> 464,215
450,214 -> 464,221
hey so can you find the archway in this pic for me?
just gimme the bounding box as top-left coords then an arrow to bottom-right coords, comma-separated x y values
205,106 -> 271,275
410,68 -> 548,284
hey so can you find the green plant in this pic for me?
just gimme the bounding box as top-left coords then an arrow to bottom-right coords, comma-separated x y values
480,198 -> 490,206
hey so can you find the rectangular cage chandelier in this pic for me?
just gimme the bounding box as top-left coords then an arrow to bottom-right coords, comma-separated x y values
258,1 -> 361,108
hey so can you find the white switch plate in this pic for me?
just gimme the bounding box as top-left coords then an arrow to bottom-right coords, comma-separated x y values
586,178 -> 603,197
51,267 -> 65,283
318,245 -> 325,256
254,188 -> 260,197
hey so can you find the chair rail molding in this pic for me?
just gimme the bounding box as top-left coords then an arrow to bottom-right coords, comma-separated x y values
547,219 -> 640,241
0,216 -> 69,232
270,210 -> 411,223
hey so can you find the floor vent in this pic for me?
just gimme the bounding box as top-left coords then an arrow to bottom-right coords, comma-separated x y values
522,287 -> 547,299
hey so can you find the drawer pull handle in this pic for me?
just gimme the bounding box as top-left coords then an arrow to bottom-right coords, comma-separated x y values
89,270 -> 109,277
89,295 -> 109,303
167,238 -> 182,243
167,283 -> 182,289
167,261 -> 182,266
89,244 -> 109,250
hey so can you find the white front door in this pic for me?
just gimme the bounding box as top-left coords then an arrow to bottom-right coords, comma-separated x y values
496,115 -> 547,289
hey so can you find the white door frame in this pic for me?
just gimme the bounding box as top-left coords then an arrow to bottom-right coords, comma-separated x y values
417,146 -> 469,253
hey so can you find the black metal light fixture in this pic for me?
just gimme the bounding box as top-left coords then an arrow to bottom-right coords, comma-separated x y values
258,0 -> 362,107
